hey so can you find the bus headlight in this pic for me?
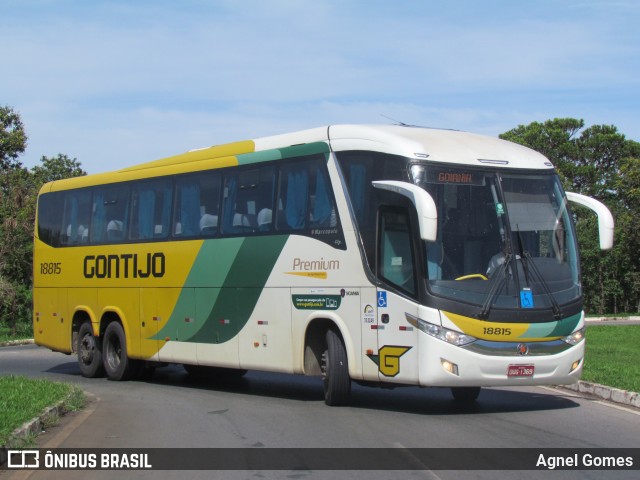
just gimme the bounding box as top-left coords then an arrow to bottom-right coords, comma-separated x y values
417,319 -> 476,346
562,327 -> 585,346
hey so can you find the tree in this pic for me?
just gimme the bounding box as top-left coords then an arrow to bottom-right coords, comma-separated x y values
32,153 -> 86,184
0,105 -> 85,337
501,119 -> 640,314
0,105 -> 27,170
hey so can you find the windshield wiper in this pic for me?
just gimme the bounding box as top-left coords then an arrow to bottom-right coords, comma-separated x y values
515,229 -> 563,320
478,252 -> 512,320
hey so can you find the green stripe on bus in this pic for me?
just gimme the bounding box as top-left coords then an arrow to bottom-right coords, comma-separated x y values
236,150 -> 282,165
236,142 -> 329,165
548,312 -> 582,337
189,235 -> 288,343
153,235 -> 288,344
236,142 -> 330,167
279,142 -> 329,159
519,312 -> 582,339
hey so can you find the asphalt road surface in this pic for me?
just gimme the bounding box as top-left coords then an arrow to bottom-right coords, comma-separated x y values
1,344 -> 639,480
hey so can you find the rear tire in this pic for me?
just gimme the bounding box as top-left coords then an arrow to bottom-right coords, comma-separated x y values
451,386 -> 481,403
102,322 -> 139,381
322,329 -> 351,406
77,321 -> 104,378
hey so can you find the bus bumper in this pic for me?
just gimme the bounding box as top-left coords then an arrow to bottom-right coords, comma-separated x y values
418,334 -> 585,387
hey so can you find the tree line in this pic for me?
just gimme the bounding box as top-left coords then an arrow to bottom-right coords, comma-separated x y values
1,105 -> 85,336
1,106 -> 638,338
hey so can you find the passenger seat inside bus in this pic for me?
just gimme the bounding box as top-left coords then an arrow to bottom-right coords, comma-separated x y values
257,208 -> 272,231
107,220 -> 124,241
200,214 -> 218,234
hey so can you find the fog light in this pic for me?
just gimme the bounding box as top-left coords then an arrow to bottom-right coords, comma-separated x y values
441,358 -> 459,376
570,359 -> 582,373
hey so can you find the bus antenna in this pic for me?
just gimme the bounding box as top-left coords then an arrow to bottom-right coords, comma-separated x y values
380,114 -> 409,126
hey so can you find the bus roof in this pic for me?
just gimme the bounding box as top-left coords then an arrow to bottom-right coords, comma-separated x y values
253,124 -> 553,169
42,124 -> 553,193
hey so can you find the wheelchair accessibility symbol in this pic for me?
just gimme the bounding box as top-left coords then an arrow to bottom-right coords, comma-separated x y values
520,288 -> 534,309
377,291 -> 388,308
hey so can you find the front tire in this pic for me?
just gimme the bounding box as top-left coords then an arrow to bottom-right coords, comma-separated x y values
102,322 -> 139,381
322,329 -> 351,406
77,321 -> 104,378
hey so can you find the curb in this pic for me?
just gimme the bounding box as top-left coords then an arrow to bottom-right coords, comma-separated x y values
585,316 -> 640,323
559,381 -> 640,409
0,339 -> 34,347
0,388 -> 87,466
0,398 -> 67,466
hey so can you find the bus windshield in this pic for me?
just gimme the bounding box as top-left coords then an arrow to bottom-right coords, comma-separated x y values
413,165 -> 580,315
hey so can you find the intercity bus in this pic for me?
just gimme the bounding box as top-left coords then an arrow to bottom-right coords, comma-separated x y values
33,124 -> 614,405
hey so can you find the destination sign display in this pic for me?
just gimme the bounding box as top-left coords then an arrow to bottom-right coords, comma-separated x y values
425,168 -> 485,186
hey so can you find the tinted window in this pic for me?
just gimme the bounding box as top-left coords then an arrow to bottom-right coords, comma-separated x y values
37,192 -> 64,247
222,167 -> 275,234
131,179 -> 173,240
61,189 -> 92,246
90,185 -> 130,243
277,158 -> 337,231
379,208 -> 416,296
174,172 -> 221,237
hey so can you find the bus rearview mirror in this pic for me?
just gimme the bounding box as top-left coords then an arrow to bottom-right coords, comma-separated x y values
566,191 -> 614,250
372,181 -> 438,242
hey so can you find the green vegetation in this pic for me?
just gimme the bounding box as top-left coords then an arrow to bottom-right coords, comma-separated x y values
1,105 -> 86,340
502,119 -> 640,315
0,323 -> 32,343
582,325 -> 640,393
0,375 -> 85,447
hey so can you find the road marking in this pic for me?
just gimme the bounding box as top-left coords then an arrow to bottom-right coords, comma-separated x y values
392,442 -> 443,480
539,386 -> 640,416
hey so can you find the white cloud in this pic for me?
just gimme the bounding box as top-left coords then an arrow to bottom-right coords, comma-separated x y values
2,0 -> 638,173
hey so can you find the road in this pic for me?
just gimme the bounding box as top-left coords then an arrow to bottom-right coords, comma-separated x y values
1,344 -> 639,480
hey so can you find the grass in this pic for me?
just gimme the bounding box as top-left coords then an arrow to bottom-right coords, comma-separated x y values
0,322 -> 33,343
582,325 -> 640,393
0,375 -> 85,447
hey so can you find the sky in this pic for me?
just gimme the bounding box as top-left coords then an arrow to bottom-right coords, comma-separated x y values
2,0 -> 639,174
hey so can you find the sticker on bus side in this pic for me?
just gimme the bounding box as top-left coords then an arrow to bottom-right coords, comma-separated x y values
292,295 -> 342,310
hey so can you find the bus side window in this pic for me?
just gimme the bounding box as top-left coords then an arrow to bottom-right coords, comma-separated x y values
222,167 -> 274,235
277,163 -> 308,231
131,180 -> 173,240
37,192 -> 64,247
174,173 -> 221,238
310,166 -> 336,228
378,208 -> 416,296
90,186 -> 130,244
61,190 -> 91,246
277,158 -> 337,232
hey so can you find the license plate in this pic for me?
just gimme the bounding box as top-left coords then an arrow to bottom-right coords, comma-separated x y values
507,364 -> 535,377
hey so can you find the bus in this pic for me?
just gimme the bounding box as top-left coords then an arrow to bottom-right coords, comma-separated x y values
33,124 -> 614,405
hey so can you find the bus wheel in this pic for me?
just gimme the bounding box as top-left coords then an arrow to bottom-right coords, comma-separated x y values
322,329 -> 351,406
451,387 -> 481,403
102,322 -> 139,381
77,322 -> 104,378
